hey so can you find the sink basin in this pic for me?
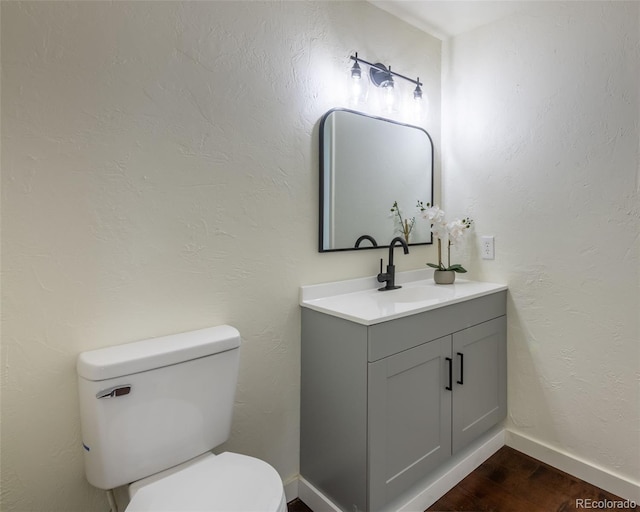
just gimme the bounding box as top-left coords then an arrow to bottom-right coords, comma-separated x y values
378,285 -> 456,303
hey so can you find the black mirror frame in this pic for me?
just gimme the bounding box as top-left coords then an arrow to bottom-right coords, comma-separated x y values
318,108 -> 434,252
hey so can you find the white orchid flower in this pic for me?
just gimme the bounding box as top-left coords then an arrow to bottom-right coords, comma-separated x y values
447,220 -> 467,244
421,205 -> 445,224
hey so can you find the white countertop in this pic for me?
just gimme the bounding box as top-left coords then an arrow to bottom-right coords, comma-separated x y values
300,269 -> 507,325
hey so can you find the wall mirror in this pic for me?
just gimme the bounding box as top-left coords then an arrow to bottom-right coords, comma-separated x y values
319,108 -> 434,252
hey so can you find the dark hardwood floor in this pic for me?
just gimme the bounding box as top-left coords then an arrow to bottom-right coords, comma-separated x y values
428,446 -> 638,511
287,498 -> 314,512
287,446 -> 639,512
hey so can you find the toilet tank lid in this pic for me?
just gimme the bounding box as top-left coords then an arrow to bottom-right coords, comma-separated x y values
77,325 -> 241,381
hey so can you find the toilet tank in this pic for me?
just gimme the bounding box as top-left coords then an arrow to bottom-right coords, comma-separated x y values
77,325 -> 241,490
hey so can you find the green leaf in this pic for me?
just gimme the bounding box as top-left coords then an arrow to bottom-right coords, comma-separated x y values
427,263 -> 444,270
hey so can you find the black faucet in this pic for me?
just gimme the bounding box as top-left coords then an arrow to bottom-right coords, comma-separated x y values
355,235 -> 378,248
377,237 -> 410,291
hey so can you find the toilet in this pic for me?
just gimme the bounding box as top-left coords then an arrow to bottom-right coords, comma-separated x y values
76,325 -> 287,512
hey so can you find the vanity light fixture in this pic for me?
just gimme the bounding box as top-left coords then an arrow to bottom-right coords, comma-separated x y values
349,53 -> 424,115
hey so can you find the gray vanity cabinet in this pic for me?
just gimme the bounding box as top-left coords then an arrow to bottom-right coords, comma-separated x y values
452,316 -> 507,453
301,291 -> 506,512
368,336 -> 452,509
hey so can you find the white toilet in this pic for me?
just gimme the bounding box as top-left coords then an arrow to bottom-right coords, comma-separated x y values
76,325 -> 287,512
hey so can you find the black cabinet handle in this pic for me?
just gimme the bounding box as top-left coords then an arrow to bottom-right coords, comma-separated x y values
456,352 -> 464,385
445,357 -> 453,390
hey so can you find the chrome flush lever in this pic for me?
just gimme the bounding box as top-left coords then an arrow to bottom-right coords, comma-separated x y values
96,385 -> 132,399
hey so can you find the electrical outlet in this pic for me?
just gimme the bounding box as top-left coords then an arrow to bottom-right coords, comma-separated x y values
481,236 -> 495,260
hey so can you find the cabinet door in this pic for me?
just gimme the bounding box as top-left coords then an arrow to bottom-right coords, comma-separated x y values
452,316 -> 506,453
368,336 -> 452,511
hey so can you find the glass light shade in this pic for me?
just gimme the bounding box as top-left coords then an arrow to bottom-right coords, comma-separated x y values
348,72 -> 368,108
410,91 -> 428,123
381,82 -> 397,114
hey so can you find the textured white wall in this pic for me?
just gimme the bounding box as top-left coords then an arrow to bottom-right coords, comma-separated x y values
1,2 -> 441,511
443,0 -> 639,489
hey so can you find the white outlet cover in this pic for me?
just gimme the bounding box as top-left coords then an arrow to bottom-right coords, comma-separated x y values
481,236 -> 495,260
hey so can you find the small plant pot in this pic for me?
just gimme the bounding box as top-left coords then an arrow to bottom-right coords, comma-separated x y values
434,270 -> 456,285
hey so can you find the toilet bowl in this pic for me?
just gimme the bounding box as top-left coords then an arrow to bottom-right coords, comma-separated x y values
126,452 -> 286,512
76,325 -> 286,512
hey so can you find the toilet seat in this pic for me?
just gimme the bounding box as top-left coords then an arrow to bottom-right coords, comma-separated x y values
126,452 -> 287,512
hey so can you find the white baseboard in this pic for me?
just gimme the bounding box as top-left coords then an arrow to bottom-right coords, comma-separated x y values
298,477 -> 343,512
297,428 -> 505,512
284,477 -> 299,504
505,429 -> 640,503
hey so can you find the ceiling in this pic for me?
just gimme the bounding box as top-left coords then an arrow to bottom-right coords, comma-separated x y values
369,1 -> 531,40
